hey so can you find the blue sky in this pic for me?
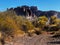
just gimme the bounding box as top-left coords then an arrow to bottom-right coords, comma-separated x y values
0,0 -> 60,11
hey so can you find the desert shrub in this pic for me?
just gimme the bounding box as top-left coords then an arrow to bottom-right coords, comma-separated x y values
13,16 -> 34,33
0,11 -> 35,36
37,16 -> 48,27
50,16 -> 60,25
0,15 -> 24,38
31,16 -> 48,35
48,16 -> 60,32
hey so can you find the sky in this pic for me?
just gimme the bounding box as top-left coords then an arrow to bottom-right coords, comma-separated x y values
0,0 -> 60,11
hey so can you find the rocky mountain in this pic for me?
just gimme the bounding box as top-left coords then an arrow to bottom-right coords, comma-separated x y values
7,5 -> 60,18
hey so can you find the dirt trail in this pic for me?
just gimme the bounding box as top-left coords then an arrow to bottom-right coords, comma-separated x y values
3,33 -> 60,45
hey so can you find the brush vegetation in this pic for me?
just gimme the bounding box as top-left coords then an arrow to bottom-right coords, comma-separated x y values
0,11 -> 60,42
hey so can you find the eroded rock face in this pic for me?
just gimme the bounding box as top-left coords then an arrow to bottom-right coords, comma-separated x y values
7,5 -> 60,18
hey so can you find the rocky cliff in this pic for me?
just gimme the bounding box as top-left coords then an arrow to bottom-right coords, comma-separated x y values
7,5 -> 60,18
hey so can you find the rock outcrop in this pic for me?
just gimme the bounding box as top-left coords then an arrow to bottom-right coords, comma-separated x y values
7,5 -> 60,18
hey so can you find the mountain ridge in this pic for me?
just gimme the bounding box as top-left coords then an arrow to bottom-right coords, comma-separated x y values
7,5 -> 60,18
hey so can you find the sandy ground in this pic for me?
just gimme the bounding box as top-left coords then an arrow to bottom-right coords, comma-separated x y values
1,33 -> 59,45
